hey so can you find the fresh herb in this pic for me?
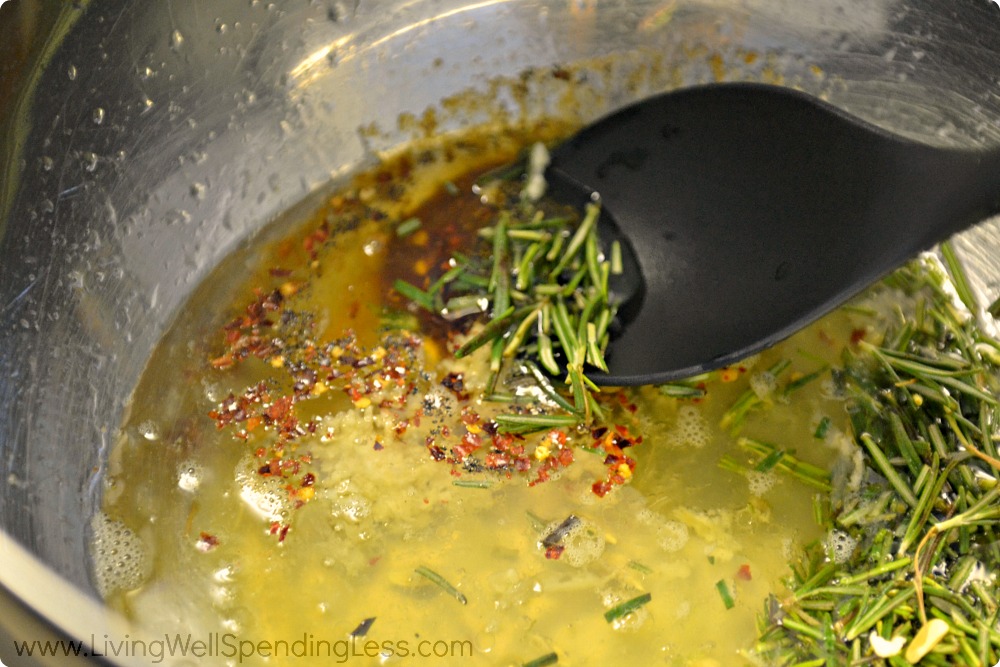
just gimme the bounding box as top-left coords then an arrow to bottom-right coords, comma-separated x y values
522,652 -> 559,667
392,279 -> 435,312
627,560 -> 653,575
813,416 -> 831,439
452,479 -> 494,489
753,448 -> 786,473
349,617 -> 376,637
493,413 -> 580,435
737,437 -> 831,491
603,592 -> 652,623
716,580 -> 735,610
393,159 -> 619,432
750,250 -> 1000,666
657,380 -> 707,398
414,566 -> 468,605
395,217 -> 422,237
719,359 -> 790,435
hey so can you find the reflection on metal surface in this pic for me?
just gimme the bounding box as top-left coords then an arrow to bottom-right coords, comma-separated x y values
288,0 -> 514,92
287,35 -> 355,89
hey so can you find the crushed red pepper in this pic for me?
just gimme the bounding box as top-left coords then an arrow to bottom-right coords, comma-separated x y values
204,163 -> 651,548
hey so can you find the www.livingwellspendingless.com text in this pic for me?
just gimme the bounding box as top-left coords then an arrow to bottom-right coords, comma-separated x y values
10,632 -> 475,664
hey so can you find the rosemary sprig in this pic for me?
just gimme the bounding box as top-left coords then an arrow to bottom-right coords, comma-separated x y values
493,413 -> 580,435
393,165 -> 619,431
750,255 -> 1000,666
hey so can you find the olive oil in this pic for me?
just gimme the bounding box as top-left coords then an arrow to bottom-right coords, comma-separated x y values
97,128 -> 864,666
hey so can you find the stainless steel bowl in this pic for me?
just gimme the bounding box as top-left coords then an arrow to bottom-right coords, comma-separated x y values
3,0 -> 1000,663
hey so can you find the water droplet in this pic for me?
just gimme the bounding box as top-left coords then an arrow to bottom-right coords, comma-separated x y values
140,66 -> 155,80
190,182 -> 206,200
215,20 -> 228,33
141,96 -> 155,112
171,30 -> 185,50
41,156 -> 53,171
83,152 -> 98,172
67,65 -> 77,80
92,108 -> 105,125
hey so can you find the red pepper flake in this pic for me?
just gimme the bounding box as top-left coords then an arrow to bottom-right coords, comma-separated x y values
591,481 -> 613,497
492,432 -> 515,452
303,226 -> 329,257
210,354 -> 235,369
850,328 -> 867,344
301,473 -> 316,487
484,452 -> 509,469
736,564 -> 752,581
452,432 -> 482,461
278,524 -> 290,542
556,447 -> 574,466
264,396 -> 294,423
373,439 -> 384,451
544,545 -> 565,560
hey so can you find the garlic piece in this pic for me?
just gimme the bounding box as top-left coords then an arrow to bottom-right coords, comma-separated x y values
904,618 -> 950,664
868,631 -> 905,658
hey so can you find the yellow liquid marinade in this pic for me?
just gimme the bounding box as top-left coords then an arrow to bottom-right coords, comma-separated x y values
99,127 -> 866,666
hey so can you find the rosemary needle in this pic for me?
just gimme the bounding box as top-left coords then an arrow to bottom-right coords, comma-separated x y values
522,653 -> 558,667
604,592 -> 652,622
414,566 -> 467,605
